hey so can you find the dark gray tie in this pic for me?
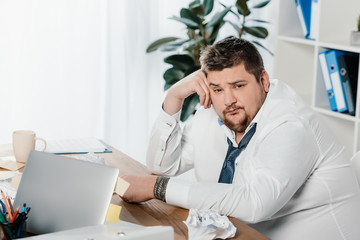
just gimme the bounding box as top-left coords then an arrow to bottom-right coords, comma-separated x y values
218,123 -> 257,184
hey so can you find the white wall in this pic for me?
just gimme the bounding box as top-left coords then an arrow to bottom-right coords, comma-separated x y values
0,0 -> 277,164
0,0 -> 107,143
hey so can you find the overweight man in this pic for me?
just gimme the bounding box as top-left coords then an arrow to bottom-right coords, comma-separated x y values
121,37 -> 360,240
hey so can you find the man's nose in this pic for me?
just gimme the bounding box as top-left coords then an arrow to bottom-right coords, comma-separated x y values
224,90 -> 237,106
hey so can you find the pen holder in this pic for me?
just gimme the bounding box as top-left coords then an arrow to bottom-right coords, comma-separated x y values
0,220 -> 28,239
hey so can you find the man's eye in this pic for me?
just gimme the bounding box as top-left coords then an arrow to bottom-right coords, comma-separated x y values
236,84 -> 244,88
214,89 -> 222,93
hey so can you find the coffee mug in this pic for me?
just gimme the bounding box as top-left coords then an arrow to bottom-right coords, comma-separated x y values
12,130 -> 47,163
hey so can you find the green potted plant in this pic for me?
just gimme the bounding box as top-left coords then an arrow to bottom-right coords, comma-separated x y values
350,15 -> 360,46
146,0 -> 271,121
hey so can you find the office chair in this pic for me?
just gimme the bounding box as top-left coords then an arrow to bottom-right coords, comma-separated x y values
350,151 -> 360,185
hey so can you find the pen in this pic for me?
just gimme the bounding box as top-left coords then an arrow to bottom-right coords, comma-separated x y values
0,190 -> 12,220
0,200 -> 6,217
7,196 -> 14,215
0,207 -> 13,239
21,203 -> 26,213
10,206 -> 20,223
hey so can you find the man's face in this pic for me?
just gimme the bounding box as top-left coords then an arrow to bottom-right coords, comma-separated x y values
207,63 -> 269,133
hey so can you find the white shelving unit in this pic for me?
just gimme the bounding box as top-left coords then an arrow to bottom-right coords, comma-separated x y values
273,0 -> 360,157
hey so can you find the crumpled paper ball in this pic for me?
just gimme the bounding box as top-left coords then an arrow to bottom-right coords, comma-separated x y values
183,208 -> 236,240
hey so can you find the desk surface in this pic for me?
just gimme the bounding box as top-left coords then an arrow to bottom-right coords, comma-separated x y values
102,147 -> 270,240
0,144 -> 269,240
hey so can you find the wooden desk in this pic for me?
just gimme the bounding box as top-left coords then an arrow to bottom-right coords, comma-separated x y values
0,144 -> 269,240
102,147 -> 270,240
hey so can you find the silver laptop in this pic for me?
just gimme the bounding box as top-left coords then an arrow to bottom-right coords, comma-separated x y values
13,150 -> 119,234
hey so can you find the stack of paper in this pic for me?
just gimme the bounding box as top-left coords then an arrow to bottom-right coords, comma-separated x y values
45,138 -> 112,154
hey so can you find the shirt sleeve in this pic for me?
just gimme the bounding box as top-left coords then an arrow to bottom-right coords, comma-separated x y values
165,119 -> 320,224
146,108 -> 195,176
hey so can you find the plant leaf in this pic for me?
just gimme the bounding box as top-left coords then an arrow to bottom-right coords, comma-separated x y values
164,54 -> 195,71
169,16 -> 199,29
163,68 -> 185,90
219,2 -> 239,19
158,39 -> 189,52
189,0 -> 201,8
183,37 -> 204,51
252,0 -> 271,9
206,6 -> 231,28
208,21 -> 225,43
247,19 -> 270,24
181,8 -> 202,24
184,65 -> 201,76
252,40 -> 274,56
236,0 -> 251,16
146,37 -> 179,53
190,3 -> 205,15
204,0 -> 214,16
180,94 -> 200,121
243,26 -> 268,38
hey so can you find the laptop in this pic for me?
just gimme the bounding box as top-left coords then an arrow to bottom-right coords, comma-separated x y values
13,150 -> 119,234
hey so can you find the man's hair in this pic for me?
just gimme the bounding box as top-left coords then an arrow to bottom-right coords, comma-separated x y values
200,37 -> 264,82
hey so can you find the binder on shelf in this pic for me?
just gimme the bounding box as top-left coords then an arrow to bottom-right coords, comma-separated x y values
325,50 -> 348,113
318,51 -> 337,111
308,0 -> 319,40
294,0 -> 311,39
337,52 -> 359,116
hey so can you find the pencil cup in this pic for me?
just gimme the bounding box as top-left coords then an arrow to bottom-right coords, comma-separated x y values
0,220 -> 28,239
12,130 -> 47,163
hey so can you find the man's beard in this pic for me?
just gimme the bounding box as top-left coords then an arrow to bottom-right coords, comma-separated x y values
222,104 -> 251,133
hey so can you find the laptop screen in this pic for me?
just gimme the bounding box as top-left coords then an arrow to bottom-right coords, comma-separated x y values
13,150 -> 119,234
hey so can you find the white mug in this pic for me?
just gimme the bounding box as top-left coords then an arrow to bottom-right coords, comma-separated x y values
12,130 -> 47,163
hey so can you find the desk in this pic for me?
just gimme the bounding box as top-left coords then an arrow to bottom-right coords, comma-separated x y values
101,147 -> 270,240
0,144 -> 270,240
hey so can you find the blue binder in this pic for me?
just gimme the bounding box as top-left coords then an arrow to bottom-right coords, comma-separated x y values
325,50 -> 348,113
295,0 -> 311,39
309,0 -> 319,40
318,51 -> 337,111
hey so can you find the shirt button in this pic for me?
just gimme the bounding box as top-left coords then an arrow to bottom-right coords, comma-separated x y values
236,163 -> 239,166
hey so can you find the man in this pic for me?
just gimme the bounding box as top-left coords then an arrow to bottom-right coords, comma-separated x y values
121,38 -> 360,239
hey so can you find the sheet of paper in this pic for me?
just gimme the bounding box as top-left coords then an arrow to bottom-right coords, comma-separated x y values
114,177 -> 130,196
45,138 -> 111,154
105,204 -> 122,223
11,174 -> 22,190
0,156 -> 25,171
0,171 -> 18,201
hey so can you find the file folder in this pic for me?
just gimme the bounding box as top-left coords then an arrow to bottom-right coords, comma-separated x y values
295,0 -> 311,39
325,50 -> 348,113
308,0 -> 319,40
337,53 -> 359,116
318,51 -> 337,111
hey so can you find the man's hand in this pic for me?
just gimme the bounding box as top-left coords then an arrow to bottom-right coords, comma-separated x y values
120,175 -> 157,203
163,69 -> 211,115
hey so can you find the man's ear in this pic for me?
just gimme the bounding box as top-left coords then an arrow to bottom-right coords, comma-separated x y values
260,70 -> 270,93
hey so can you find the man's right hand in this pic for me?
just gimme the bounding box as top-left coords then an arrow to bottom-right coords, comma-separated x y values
163,69 -> 211,115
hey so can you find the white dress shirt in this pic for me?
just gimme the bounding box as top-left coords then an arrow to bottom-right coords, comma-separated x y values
146,79 -> 360,240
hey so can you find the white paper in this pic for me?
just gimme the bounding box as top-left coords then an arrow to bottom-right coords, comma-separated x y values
184,209 -> 236,240
45,138 -> 110,154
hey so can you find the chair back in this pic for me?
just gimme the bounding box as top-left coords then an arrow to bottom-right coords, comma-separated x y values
350,151 -> 360,185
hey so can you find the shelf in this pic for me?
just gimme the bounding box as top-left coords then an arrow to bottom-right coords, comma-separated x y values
313,107 -> 357,122
277,36 -> 316,46
275,0 -> 360,156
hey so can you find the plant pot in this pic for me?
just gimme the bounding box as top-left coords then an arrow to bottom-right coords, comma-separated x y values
350,31 -> 360,46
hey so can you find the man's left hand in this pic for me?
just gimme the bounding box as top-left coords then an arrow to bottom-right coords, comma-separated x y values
120,175 -> 157,203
